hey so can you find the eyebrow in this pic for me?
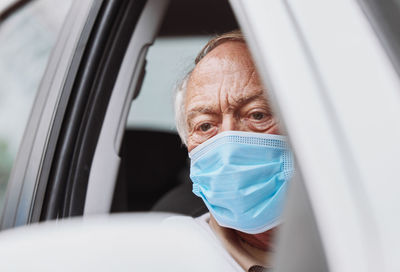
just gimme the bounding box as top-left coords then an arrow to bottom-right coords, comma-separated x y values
231,93 -> 267,107
186,92 -> 269,121
186,106 -> 219,122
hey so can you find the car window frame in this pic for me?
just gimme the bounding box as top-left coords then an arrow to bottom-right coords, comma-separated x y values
0,0 -> 101,229
83,0 -> 169,215
40,0 -> 149,221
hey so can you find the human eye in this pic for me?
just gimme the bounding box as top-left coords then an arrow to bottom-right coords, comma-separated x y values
247,109 -> 271,122
243,108 -> 276,132
195,120 -> 218,134
199,122 -> 212,132
250,111 -> 267,121
189,120 -> 218,144
188,114 -> 219,144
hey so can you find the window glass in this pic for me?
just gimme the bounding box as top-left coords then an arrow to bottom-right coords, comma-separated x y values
0,0 -> 72,211
127,36 -> 210,132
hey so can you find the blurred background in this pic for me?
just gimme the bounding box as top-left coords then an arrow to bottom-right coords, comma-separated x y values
0,0 -> 72,211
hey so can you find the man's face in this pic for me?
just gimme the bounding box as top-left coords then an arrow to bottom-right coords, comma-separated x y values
185,41 -> 279,151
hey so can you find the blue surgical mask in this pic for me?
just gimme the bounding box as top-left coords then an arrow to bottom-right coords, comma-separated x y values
189,131 -> 294,234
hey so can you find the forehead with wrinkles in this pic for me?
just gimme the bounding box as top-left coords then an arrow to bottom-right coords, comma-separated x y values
185,41 -> 264,115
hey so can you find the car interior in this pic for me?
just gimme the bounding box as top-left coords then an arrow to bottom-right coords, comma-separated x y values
110,0 -> 239,217
111,0 -> 238,216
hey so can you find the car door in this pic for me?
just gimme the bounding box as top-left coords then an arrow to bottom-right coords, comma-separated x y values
230,0 -> 400,271
0,0 -> 168,229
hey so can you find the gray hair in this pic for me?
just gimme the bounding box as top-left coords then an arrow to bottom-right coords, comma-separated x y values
174,30 -> 245,145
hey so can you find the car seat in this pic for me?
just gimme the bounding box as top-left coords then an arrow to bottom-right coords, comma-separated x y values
111,129 -> 207,217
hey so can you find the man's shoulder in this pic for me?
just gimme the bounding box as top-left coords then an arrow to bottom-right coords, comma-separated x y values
162,213 -> 220,253
162,213 -> 244,271
162,213 -> 211,234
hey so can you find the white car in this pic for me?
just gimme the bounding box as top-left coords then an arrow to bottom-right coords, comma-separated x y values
0,0 -> 399,271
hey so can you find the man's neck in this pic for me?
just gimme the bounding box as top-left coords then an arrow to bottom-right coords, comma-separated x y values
209,215 -> 275,269
235,228 -> 277,251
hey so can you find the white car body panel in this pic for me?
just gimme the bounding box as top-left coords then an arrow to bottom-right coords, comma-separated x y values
230,0 -> 400,271
0,214 -> 237,271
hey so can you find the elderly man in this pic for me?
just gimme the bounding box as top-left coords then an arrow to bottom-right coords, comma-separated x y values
172,31 -> 294,272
